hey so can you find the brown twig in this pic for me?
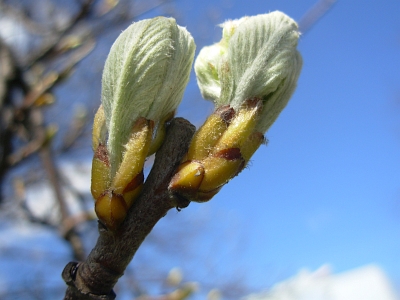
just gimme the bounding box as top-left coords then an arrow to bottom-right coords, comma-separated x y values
25,0 -> 95,67
7,40 -> 95,167
133,0 -> 175,18
0,1 -> 53,36
22,40 -> 95,110
40,140 -> 87,261
62,117 -> 195,299
298,0 -> 337,33
59,106 -> 89,153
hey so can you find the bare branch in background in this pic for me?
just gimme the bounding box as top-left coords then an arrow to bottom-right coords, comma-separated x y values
24,0 -> 95,67
298,0 -> 337,33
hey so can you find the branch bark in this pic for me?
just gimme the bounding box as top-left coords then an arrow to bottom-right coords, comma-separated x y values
62,117 -> 195,299
40,145 -> 86,261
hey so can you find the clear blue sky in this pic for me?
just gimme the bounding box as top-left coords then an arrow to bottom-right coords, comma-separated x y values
144,0 -> 400,293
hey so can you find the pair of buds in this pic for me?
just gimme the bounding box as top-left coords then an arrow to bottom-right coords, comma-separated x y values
169,98 -> 265,202
91,11 -> 303,230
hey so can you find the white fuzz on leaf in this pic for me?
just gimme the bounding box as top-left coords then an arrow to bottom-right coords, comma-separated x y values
101,17 -> 195,175
195,11 -> 302,133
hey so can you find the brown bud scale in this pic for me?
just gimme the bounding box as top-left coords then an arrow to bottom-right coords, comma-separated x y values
213,148 -> 242,160
123,170 -> 144,193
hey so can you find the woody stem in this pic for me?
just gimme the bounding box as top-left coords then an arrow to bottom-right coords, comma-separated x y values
62,117 -> 195,299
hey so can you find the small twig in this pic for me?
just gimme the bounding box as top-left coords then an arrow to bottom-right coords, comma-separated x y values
133,0 -> 175,19
59,168 -> 90,208
59,107 -> 89,153
26,0 -> 95,67
62,117 -> 195,299
13,178 -> 56,227
40,144 -> 86,261
22,40 -> 95,110
0,2 -> 54,36
39,146 -> 69,221
7,132 -> 46,167
91,0 -> 173,37
62,212 -> 95,237
298,0 -> 337,33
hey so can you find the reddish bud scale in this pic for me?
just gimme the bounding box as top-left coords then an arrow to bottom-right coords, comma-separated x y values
91,144 -> 111,201
91,116 -> 153,231
186,106 -> 235,161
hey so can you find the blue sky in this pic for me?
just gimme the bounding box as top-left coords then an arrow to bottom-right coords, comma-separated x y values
151,0 -> 400,293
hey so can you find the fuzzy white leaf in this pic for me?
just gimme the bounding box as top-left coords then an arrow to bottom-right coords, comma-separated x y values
101,17 -> 195,174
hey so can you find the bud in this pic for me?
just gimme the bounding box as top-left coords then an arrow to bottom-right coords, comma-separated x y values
166,267 -> 183,286
91,17 -> 195,229
170,12 -> 301,202
195,11 -> 302,132
102,16 -> 195,175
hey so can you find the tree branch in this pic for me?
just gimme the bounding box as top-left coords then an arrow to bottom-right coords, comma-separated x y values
62,117 -> 195,299
25,0 -> 95,67
298,0 -> 336,33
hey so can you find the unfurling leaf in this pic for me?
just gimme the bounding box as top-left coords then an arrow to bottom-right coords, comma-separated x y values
91,17 -> 195,230
170,11 -> 302,202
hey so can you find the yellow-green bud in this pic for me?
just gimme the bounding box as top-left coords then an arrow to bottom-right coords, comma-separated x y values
170,12 -> 302,203
92,16 -> 195,229
102,16 -> 196,175
195,11 -> 302,133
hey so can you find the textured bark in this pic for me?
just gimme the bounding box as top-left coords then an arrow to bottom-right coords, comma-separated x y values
63,117 -> 195,299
